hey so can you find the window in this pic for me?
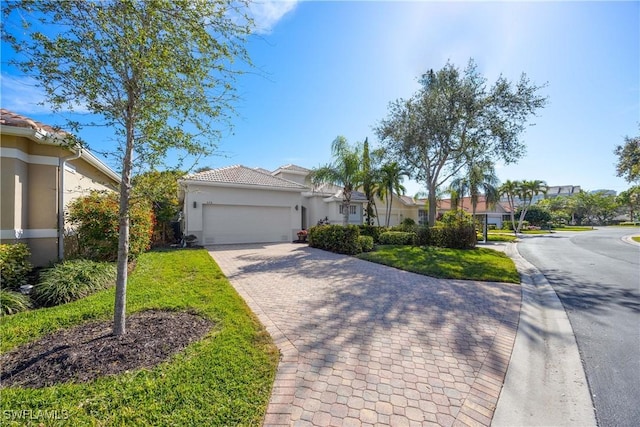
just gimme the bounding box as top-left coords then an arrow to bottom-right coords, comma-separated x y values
418,209 -> 428,225
339,204 -> 357,215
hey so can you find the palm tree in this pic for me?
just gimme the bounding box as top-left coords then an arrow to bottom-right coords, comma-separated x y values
467,161 -> 500,217
499,179 -> 521,232
516,179 -> 547,232
308,136 -> 363,226
449,160 -> 500,222
378,162 -> 408,227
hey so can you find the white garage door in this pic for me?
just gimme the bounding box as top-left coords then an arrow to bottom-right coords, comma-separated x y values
203,205 -> 291,245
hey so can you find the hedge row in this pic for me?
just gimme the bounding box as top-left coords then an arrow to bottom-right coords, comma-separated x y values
379,231 -> 416,246
308,225 -> 361,255
417,224 -> 477,249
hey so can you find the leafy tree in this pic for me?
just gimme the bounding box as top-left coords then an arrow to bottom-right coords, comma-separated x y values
375,59 -> 547,226
614,131 -> 640,184
308,136 -> 363,226
572,191 -> 618,226
132,170 -> 184,244
537,196 -> 573,225
616,186 -> 640,222
377,162 -> 408,227
2,1 -> 253,335
515,205 -> 551,227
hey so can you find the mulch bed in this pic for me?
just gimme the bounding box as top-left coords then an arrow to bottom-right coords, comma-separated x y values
0,310 -> 213,388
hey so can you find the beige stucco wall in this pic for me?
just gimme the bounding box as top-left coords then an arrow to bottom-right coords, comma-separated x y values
275,170 -> 308,186
371,194 -> 420,226
1,133 -> 118,266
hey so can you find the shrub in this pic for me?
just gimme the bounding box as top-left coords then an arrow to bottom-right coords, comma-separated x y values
33,259 -> 117,307
0,243 -> 32,290
308,224 -> 361,255
417,224 -> 477,249
0,289 -> 32,315
358,235 -> 374,252
67,191 -> 154,261
378,231 -> 416,246
358,225 -> 386,243
401,218 -> 416,227
390,222 -> 418,233
439,209 -> 474,226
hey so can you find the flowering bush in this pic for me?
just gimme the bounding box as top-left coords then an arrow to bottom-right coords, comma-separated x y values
67,191 -> 154,261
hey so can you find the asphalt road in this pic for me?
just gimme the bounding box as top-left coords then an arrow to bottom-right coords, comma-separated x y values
517,227 -> 640,427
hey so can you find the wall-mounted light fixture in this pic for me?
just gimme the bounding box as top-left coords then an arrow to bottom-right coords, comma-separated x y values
295,204 -> 299,211
193,201 -> 197,208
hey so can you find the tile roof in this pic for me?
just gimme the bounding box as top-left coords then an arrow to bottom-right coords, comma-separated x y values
437,196 -> 512,213
182,165 -> 308,189
276,164 -> 311,173
0,108 -> 66,135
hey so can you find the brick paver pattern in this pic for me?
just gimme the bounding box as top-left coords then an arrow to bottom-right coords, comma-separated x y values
209,244 -> 521,427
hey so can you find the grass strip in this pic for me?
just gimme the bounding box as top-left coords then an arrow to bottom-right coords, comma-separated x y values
0,249 -> 279,426
357,245 -> 520,284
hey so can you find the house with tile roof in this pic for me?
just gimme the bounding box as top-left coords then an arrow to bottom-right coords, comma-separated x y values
178,164 -> 373,245
0,109 -> 120,265
436,196 -> 513,228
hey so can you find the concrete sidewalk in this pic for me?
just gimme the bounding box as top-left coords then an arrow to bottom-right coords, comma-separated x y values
492,243 -> 597,426
210,243 -> 520,426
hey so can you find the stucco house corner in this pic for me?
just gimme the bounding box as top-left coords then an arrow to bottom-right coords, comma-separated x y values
0,108 -> 120,266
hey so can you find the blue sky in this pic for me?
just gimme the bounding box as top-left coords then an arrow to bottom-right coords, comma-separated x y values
2,1 -> 638,196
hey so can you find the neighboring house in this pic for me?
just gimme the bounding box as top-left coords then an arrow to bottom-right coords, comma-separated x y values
178,164 -> 372,245
273,164 -> 367,226
178,165 -> 308,245
436,196 -> 513,228
0,109 -> 120,266
371,193 -> 425,227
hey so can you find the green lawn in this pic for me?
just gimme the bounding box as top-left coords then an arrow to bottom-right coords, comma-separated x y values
357,245 -> 520,283
478,232 -> 518,242
552,226 -> 594,231
633,236 -> 640,243
0,249 -> 278,426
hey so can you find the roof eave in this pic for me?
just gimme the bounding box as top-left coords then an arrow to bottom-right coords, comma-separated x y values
1,124 -> 120,184
178,179 -> 307,192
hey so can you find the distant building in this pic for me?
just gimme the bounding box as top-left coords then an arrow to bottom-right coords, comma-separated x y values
501,184 -> 582,205
590,189 -> 617,196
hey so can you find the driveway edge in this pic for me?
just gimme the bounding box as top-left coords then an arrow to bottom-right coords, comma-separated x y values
492,242 -> 597,426
225,278 -> 299,426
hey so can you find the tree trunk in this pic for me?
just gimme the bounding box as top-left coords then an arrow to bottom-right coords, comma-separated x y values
113,116 -> 134,336
342,188 -> 351,227
428,182 -> 438,227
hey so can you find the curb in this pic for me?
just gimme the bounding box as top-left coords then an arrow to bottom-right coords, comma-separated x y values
492,242 -> 597,426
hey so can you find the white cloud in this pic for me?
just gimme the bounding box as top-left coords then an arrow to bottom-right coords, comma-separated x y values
1,73 -> 90,114
0,74 -> 52,114
249,0 -> 298,34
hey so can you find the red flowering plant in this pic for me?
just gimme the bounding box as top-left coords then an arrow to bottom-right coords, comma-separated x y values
67,191 -> 154,261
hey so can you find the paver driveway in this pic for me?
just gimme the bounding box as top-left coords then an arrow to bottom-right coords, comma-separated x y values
209,243 -> 520,427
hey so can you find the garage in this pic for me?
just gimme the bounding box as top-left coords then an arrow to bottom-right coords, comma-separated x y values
203,204 -> 292,245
